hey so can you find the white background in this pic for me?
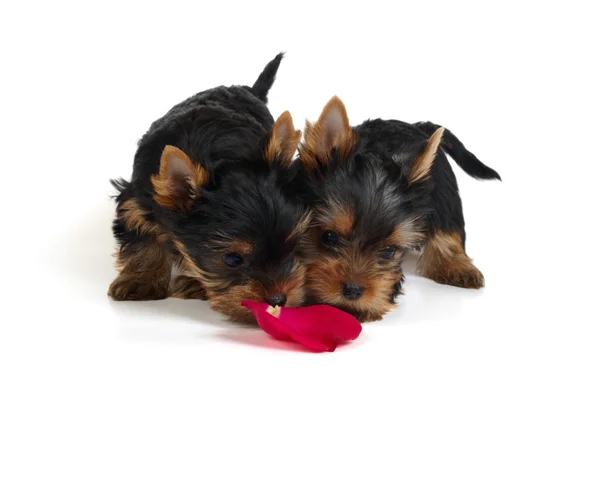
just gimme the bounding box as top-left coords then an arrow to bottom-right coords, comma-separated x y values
1,1 -> 599,490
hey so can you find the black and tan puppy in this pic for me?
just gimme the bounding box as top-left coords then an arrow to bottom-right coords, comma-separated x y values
108,54 -> 308,323
295,97 -> 500,322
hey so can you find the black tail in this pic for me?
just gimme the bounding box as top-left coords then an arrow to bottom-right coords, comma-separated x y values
414,121 -> 501,181
251,52 -> 284,103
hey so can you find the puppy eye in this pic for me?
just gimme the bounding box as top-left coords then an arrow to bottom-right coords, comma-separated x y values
321,231 -> 340,247
383,246 -> 397,259
222,252 -> 244,267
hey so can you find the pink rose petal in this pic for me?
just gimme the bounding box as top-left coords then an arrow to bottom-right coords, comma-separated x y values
241,300 -> 362,352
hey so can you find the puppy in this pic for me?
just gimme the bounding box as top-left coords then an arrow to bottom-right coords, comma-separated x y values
108,54 -> 308,323
295,97 -> 500,322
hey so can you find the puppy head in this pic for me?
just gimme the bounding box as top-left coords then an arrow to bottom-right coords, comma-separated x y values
153,112 -> 308,323
298,97 -> 443,321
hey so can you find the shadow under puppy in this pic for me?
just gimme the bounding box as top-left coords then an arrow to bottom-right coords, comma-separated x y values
108,53 -> 308,323
295,97 -> 501,322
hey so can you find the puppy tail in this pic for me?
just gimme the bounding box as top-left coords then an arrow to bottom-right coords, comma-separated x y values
414,121 -> 501,181
251,52 -> 284,103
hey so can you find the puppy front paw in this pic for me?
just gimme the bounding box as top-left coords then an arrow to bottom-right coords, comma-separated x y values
108,276 -> 169,301
355,311 -> 384,323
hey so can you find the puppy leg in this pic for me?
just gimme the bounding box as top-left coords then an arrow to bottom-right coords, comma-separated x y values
109,240 -> 172,300
108,198 -> 172,301
418,231 -> 484,289
170,276 -> 208,300
419,153 -> 484,289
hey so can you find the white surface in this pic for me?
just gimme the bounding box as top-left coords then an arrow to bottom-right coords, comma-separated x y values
1,1 -> 599,491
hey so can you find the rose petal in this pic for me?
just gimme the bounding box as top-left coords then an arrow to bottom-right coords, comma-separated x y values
241,300 -> 362,352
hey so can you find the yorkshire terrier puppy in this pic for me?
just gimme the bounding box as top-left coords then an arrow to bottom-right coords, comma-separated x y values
295,97 -> 500,322
108,54 -> 309,323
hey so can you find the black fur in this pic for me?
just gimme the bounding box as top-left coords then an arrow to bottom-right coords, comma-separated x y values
251,52 -> 284,102
295,114 -> 500,319
354,118 -> 501,244
413,121 -> 501,181
109,54 -> 307,321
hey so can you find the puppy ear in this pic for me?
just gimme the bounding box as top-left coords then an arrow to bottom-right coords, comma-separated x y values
151,145 -> 209,210
408,127 -> 445,184
264,111 -> 302,166
299,96 -> 355,172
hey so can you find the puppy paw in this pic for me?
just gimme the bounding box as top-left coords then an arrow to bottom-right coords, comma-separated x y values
108,276 -> 169,301
355,311 -> 384,323
170,276 -> 208,300
427,262 -> 485,289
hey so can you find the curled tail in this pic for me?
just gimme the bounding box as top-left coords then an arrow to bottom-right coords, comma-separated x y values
251,52 -> 284,103
414,121 -> 501,181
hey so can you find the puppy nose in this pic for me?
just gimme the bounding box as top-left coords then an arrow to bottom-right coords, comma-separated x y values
342,284 -> 365,301
266,294 -> 287,307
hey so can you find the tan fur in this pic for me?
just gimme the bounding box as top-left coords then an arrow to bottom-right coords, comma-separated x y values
315,199 -> 355,238
418,231 -> 484,288
173,239 -> 251,305
172,239 -> 212,285
408,127 -> 445,184
331,206 -> 354,238
305,252 -> 399,323
118,199 -> 166,240
108,240 -> 172,300
209,282 -> 265,324
286,210 -> 313,243
299,96 -> 356,172
390,216 -> 427,249
229,240 -> 254,256
173,239 -> 251,293
264,111 -> 302,166
266,262 -> 306,309
172,239 -> 305,323
170,276 -> 208,300
151,145 -> 209,210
